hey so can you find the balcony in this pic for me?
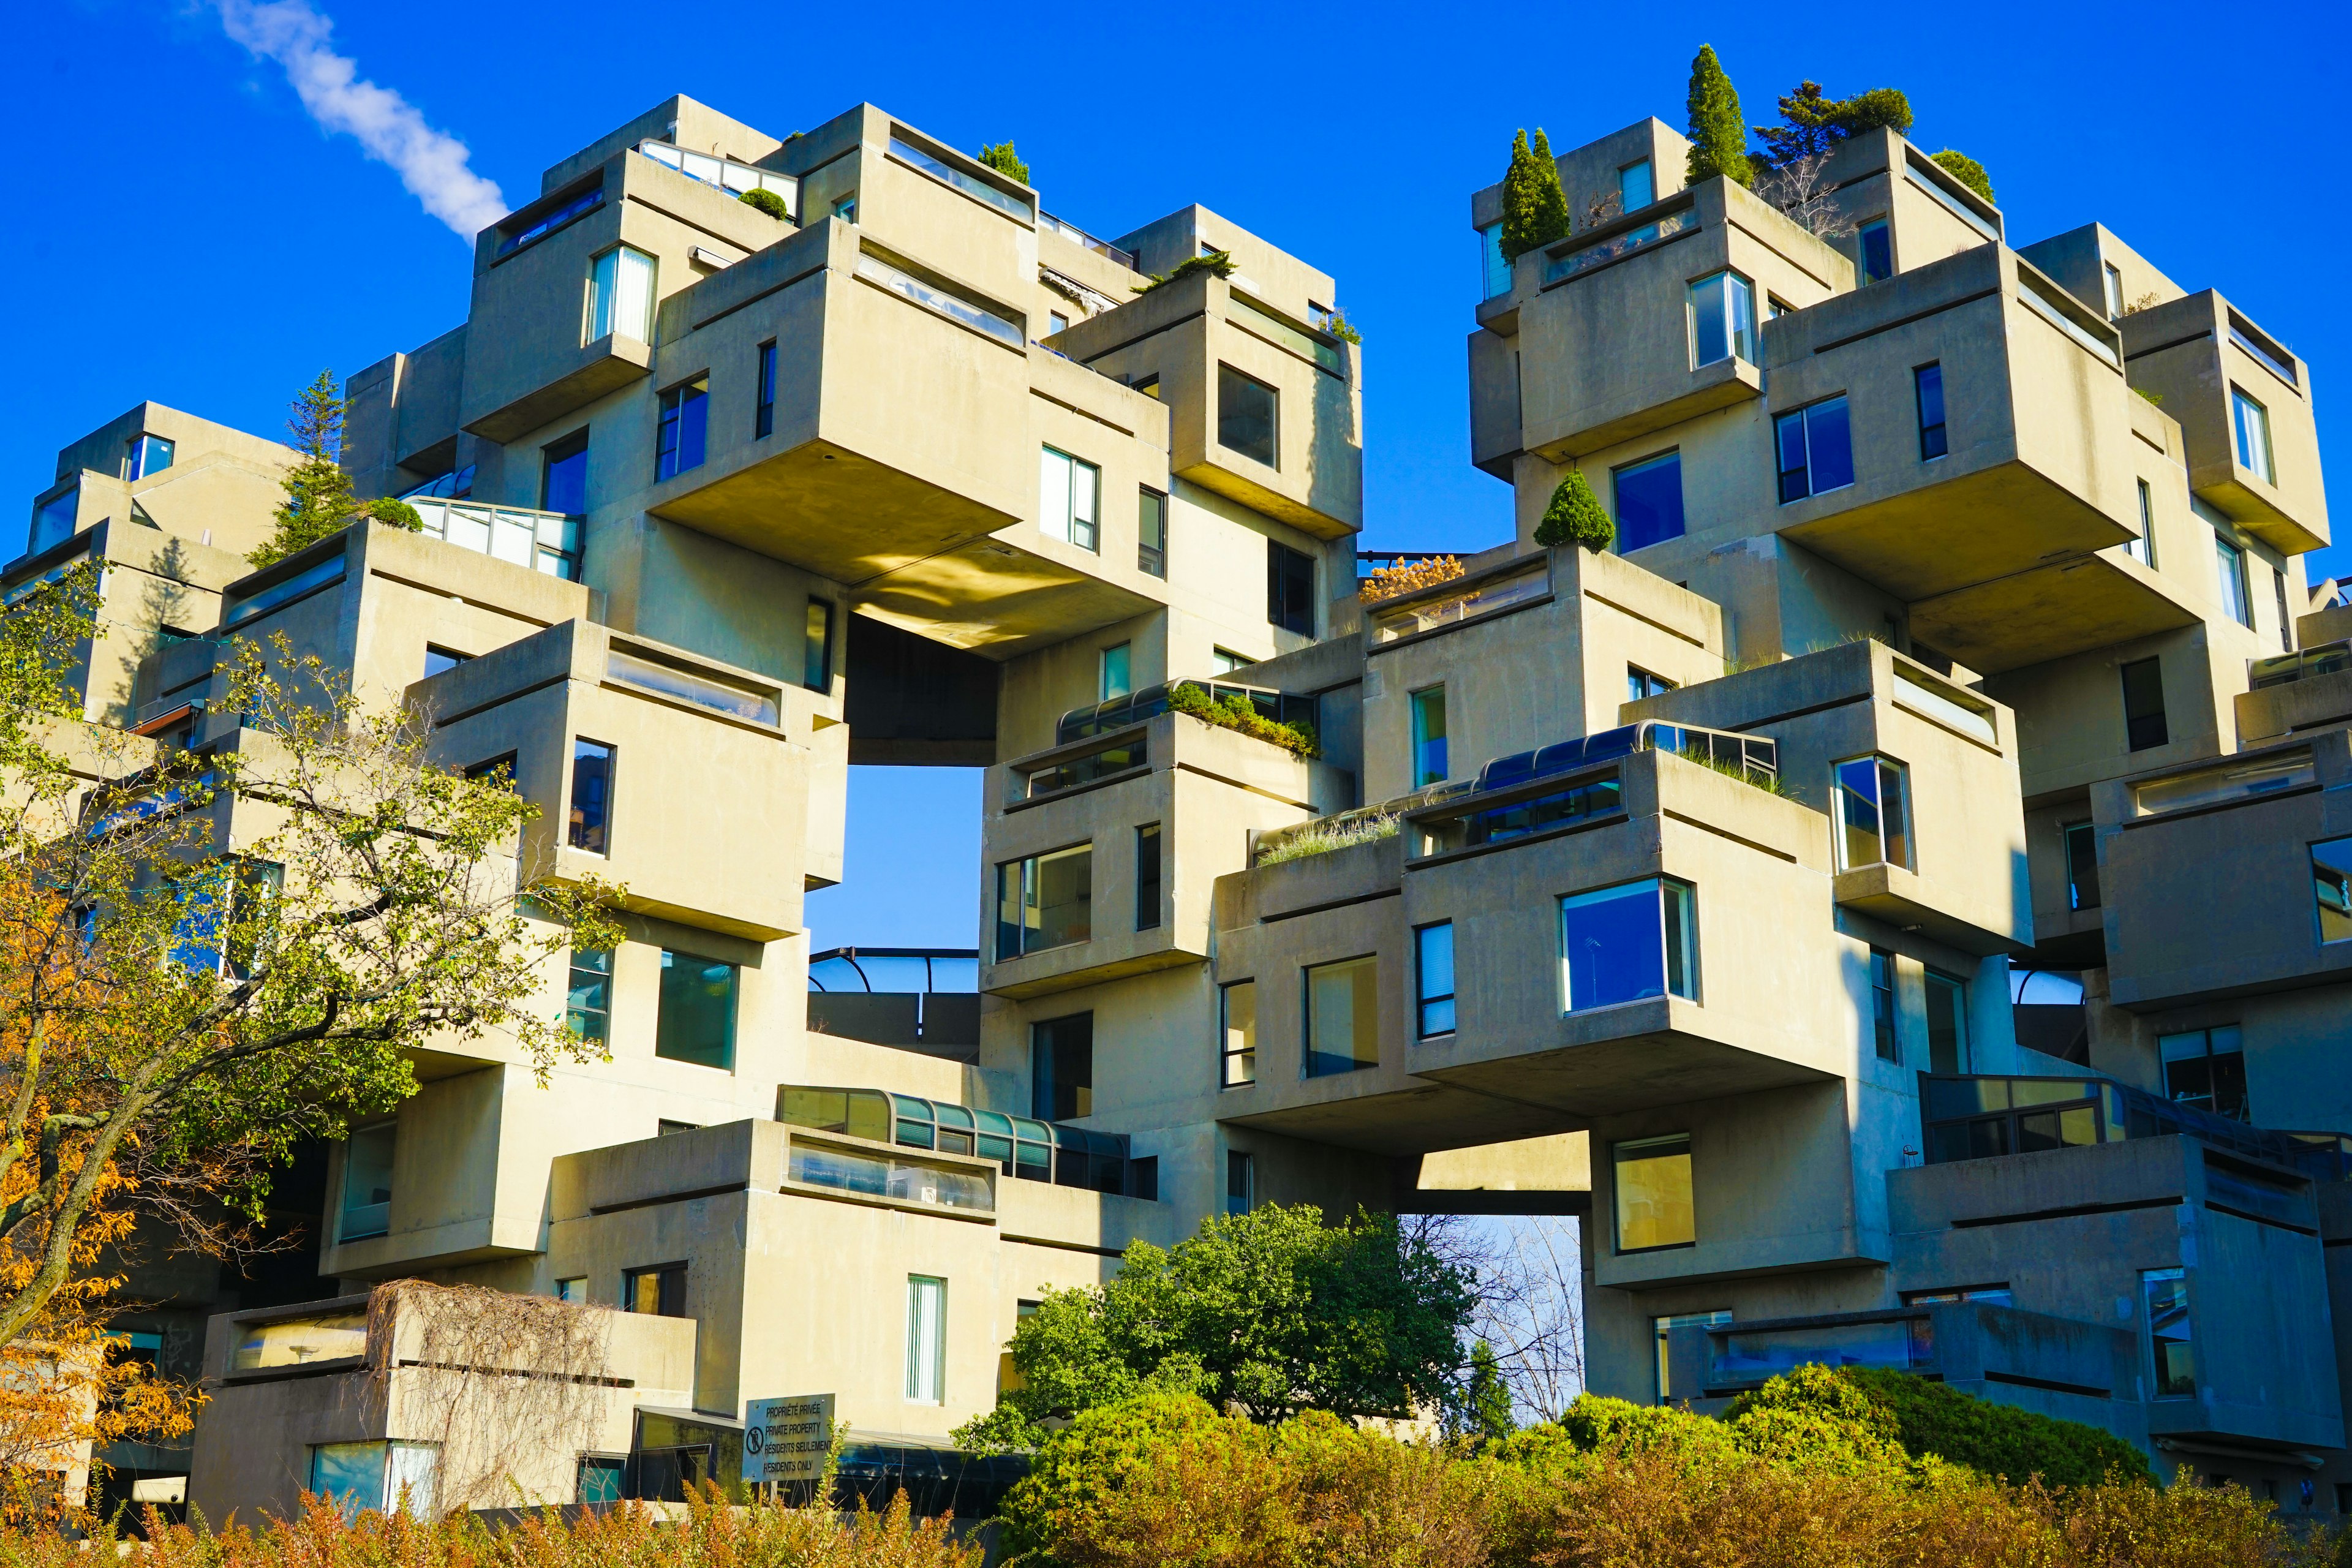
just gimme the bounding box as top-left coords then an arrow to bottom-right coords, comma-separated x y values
409,497 -> 582,580
2237,638 -> 2352,744
776,1085 -> 1145,1199
806,948 -> 979,1061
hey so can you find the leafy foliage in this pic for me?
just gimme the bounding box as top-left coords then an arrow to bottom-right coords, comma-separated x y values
1360,556 -> 1463,601
1535,470 -> 1614,551
737,186 -> 789,219
1319,308 -> 1361,345
979,140 -> 1030,186
1755,80 -> 1915,168
1461,1340 -> 1513,1445
248,372 -> 423,568
1498,129 -> 1570,263
1256,813 -> 1396,867
1931,148 -> 1997,204
1166,682 -> 1319,758
1131,249 -> 1235,296
1684,45 -> 1754,187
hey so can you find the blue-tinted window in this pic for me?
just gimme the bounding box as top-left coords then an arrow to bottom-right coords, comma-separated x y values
1411,685 -> 1448,787
1618,159 -> 1654,212
656,950 -> 737,1069
1915,364 -> 1947,460
569,738 -> 614,853
654,376 -> 709,483
1859,221 -> 1893,282
756,341 -> 777,440
1415,922 -> 1455,1038
1613,451 -> 1685,551
28,484 -> 77,556
542,429 -> 589,515
1774,396 -> 1853,503
125,434 -> 175,481
1687,271 -> 1754,368
1560,878 -> 1697,1011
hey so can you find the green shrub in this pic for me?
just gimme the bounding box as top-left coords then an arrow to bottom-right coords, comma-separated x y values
1499,129 -> 1570,262
1321,307 -> 1362,344
979,140 -> 1030,186
360,496 -> 421,531
1256,813 -> 1396,866
1931,148 -> 1997,204
1757,80 -> 1915,166
1132,248 -> 1235,296
1684,45 -> 1754,187
1534,470 -> 1613,551
1167,681 -> 1319,757
737,186 -> 788,219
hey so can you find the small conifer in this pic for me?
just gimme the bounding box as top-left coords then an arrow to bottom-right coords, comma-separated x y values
249,371 -> 422,568
1685,45 -> 1752,187
979,141 -> 1031,186
1535,470 -> 1614,552
1499,129 -> 1571,262
1930,148 -> 1995,205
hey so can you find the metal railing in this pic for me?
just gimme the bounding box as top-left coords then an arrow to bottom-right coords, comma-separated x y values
1038,212 -> 1136,271
2250,638 -> 2351,690
410,497 -> 582,581
1055,679 -> 1314,747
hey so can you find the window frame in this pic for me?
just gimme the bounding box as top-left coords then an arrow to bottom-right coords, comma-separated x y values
1559,876 -> 1699,1012
1869,948 -> 1899,1062
995,843 -> 1095,960
541,428 -> 590,516
1226,1149 -> 1255,1215
2214,530 -> 2252,628
1613,1133 -> 1695,1254
2062,820 -> 2101,911
1303,953 -> 1379,1078
2142,1266 -> 2194,1398
1914,363 -> 1948,461
586,244 -> 657,344
1216,363 -> 1280,469
1409,684 -> 1449,788
1030,1012 -> 1094,1120
1039,446 -> 1101,552
568,738 -> 616,854
1134,823 -> 1161,932
1611,448 -> 1686,552
624,1262 -> 688,1317
1831,754 -> 1912,873
755,340 -> 777,439
1923,969 -> 1969,1075
2103,262 -> 2125,320
1219,979 -> 1257,1088
1857,219 -> 1893,284
567,947 -> 613,1046
804,599 -> 834,692
654,949 -> 738,1071
339,1121 -> 397,1242
1267,540 -> 1316,636
654,374 -> 710,483
1414,921 -> 1456,1039
1137,487 -> 1168,578
1099,642 -> 1131,702
1627,666 -> 1677,702
2231,385 -> 2274,484
2157,1025 -> 2247,1121
2128,478 -> 2156,567
1686,270 -> 1755,369
905,1275 -> 947,1404
1773,395 -> 1854,504
2315,835 -> 2352,944
2119,657 -> 2168,752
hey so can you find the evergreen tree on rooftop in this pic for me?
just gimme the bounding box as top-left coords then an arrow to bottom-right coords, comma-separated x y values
1500,129 -> 1571,263
249,371 -> 419,570
1685,45 -> 1754,187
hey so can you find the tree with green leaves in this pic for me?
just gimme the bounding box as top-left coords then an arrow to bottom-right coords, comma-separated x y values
1684,45 -> 1752,187
248,371 -> 421,570
1462,1340 -> 1515,1444
1755,81 -> 1914,168
1536,470 -> 1614,552
1499,129 -> 1570,263
956,1204 -> 1476,1449
978,140 -> 1030,186
1931,148 -> 1996,205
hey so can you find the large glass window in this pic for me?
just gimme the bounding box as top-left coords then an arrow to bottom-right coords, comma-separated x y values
1858,219 -> 1893,283
1612,451 -> 1686,551
124,433 -> 175,481
2120,657 -> 2168,751
906,1276 -> 946,1403
1833,756 -> 1910,871
1479,222 -> 1510,301
995,845 -> 1093,959
1924,969 -> 1969,1074
2231,387 -> 2274,484
755,340 -> 777,439
1654,1310 -> 1731,1405
1040,447 -> 1100,551
1687,271 -> 1755,369
569,739 -> 614,853
1219,980 -> 1257,1088
2214,532 -> 2252,628
1615,1134 -> 1694,1253
625,1262 -> 687,1316
1218,364 -> 1279,468
567,948 -> 612,1045
1135,823 -> 1161,932
2143,1267 -> 2194,1397
1031,1013 -> 1093,1120
2159,1026 -> 2246,1120
1774,396 -> 1854,503
2063,821 -> 2101,911
804,600 -> 833,692
1099,643 -> 1131,701
1915,364 -> 1947,460
1415,922 -> 1455,1038
1305,955 -> 1378,1077
340,1121 -> 396,1241
1560,878 -> 1697,1012
1268,541 -> 1316,636
541,429 -> 589,516
1226,1150 -> 1255,1215
1619,159 -> 1654,212
1138,488 -> 1167,578
655,950 -> 737,1069
1869,949 -> 1898,1062
29,484 -> 77,556
587,246 -> 656,344
2317,837 -> 2352,944
311,1441 -> 438,1520
655,376 -> 709,483
1410,685 -> 1449,786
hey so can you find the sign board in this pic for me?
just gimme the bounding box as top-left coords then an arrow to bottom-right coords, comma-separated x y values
743,1393 -> 835,1483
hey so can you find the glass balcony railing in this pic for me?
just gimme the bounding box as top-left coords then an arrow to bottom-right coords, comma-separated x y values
777,1086 -> 1142,1196
1054,679 -> 1314,747
1474,722 -> 1777,796
230,1311 -> 368,1372
494,184 -> 605,259
636,140 -> 796,216
1038,212 -> 1136,271
886,134 -> 1033,222
1366,559 -> 1549,643
606,647 -> 780,725
853,253 -> 1023,349
2251,639 -> 2352,690
1541,200 -> 1698,287
2132,747 -> 2313,816
1922,1072 -> 2347,1180
1409,722 -> 1776,857
1228,295 -> 1346,376
222,552 -> 348,630
785,1140 -> 993,1213
1709,1314 -> 1933,1392
1022,734 -> 1147,800
410,497 -> 582,581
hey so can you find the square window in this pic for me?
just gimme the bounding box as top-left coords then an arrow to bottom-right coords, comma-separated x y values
1048,311 -> 1069,336
2316,837 -> 2352,944
1559,878 -> 1697,1011
1618,159 -> 1654,212
2159,1027 -> 2247,1120
1039,447 -> 1101,551
568,739 -> 614,853
555,1277 -> 587,1303
1615,1134 -> 1694,1252
1915,364 -> 1947,460
1030,1012 -> 1093,1120
655,950 -> 736,1069
1612,451 -> 1685,551
654,376 -> 709,483
1774,396 -> 1853,503
1305,954 -> 1379,1077
1219,980 -> 1257,1088
995,845 -> 1093,959
1218,364 -> 1279,468
1410,685 -> 1449,787
1415,922 -> 1455,1038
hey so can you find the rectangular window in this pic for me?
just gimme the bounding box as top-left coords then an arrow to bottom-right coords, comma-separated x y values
542,429 -> 589,516
1212,647 -> 1256,675
569,739 -> 614,853
587,246 -> 656,344
2274,569 -> 2293,654
2064,821 -> 2101,911
1858,219 -> 1893,283
1627,666 -> 1677,702
1219,980 -> 1257,1087
2231,387 -> 2275,484
1774,396 -> 1854,503
1915,364 -> 1948,460
2128,478 -> 2155,567
1218,364 -> 1279,468
1030,1012 -> 1093,1120
655,950 -> 737,1069
555,1277 -> 587,1303
995,845 -> 1093,959
1268,540 -> 1316,636
311,1441 -> 438,1520
1048,311 -> 1069,336
2159,1026 -> 2247,1120
1560,878 -> 1697,1012
423,645 -> 468,679
2103,262 -> 2125,320
2144,1267 -> 2194,1396
28,485 -> 77,556
905,1276 -> 946,1402
1131,372 -> 1161,399
1410,685 -> 1449,786
1138,488 -> 1167,578
654,376 -> 709,482
1612,450 -> 1686,551
625,1263 -> 687,1317
804,599 -> 834,692
567,948 -> 612,1044
1135,823 -> 1161,932
1924,969 -> 1969,1074
2120,657 -> 2168,751
1687,271 -> 1755,368
1869,948 -> 1898,1061
339,1122 -> 396,1241
1099,643 -> 1131,701
1039,447 -> 1101,551
2215,533 -> 2251,628
1654,1310 -> 1731,1404
1619,159 -> 1654,212
1479,222 -> 1510,300
1305,955 -> 1379,1077
1833,755 -> 1911,871
125,433 -> 175,481
755,341 -> 777,439
2316,837 -> 2352,944
1415,922 -> 1456,1038
464,752 -> 517,786
1226,1150 -> 1255,1215
1615,1134 -> 1694,1253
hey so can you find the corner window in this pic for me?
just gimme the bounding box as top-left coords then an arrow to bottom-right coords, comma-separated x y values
654,375 -> 709,483
587,246 -> 656,344
1869,949 -> 1898,1061
1138,488 -> 1168,578
1687,271 -> 1755,369
655,951 -> 737,1069
1612,450 -> 1686,552
995,844 -> 1093,959
1135,823 -> 1161,932
1915,364 -> 1947,461
567,948 -> 612,1044
2316,837 -> 2352,944
1410,685 -> 1449,787
2159,1026 -> 2246,1121
625,1263 -> 687,1317
568,739 -> 614,853
124,434 -> 175,481
1857,219 -> 1893,283
2214,532 -> 2252,628
2119,657 -> 2168,751
1832,755 -> 1910,871
1130,372 -> 1162,399
1030,1012 -> 1093,1120
1478,222 -> 1509,300
1614,1134 -> 1694,1253
1226,1150 -> 1255,1215
1039,447 -> 1100,552
1305,955 -> 1378,1077
29,484 -> 77,556
2103,262 -> 2124,320
2063,821 -> 2101,911
1268,540 -> 1316,636
1217,364 -> 1279,468
542,429 -> 589,516
1628,666 -> 1677,702
339,1122 -> 396,1242
1415,922 -> 1456,1038
2143,1267 -> 2194,1397
1774,396 -> 1854,503
905,1276 -> 946,1403
1654,1310 -> 1730,1404
1219,980 -> 1257,1087
804,599 -> 834,692
1560,877 -> 1697,1012
1619,158 -> 1654,212
755,341 -> 777,439
2128,478 -> 2155,567
2231,387 -> 2275,484
1099,642 -> 1131,701
1924,969 -> 1969,1074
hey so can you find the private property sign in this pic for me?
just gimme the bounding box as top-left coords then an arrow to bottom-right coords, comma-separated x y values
744,1393 -> 835,1483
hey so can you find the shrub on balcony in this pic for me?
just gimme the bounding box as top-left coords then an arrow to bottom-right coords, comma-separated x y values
1132,249 -> 1235,296
1931,148 -> 1996,205
1166,681 -> 1319,757
1256,813 -> 1398,867
1755,80 -> 1914,168
1684,45 -> 1754,187
1359,555 -> 1463,601
1499,128 -> 1571,262
737,187 -> 789,219
1535,471 -> 1614,552
979,140 -> 1030,186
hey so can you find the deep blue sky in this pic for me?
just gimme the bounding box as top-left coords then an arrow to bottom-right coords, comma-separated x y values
9,0 -> 2347,947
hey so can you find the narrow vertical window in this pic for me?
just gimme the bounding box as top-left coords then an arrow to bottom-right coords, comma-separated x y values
1219,980 -> 1256,1087
1217,364 -> 1279,468
1226,1150 -> 1254,1215
804,599 -> 834,692
1030,1013 -> 1093,1119
2063,821 -> 2101,911
1039,448 -> 1101,552
2143,1267 -> 2194,1396
2103,262 -> 2125,320
1869,949 -> 1898,1061
2214,533 -> 2251,628
1686,271 -> 1755,368
567,948 -> 612,1044
1134,823 -> 1161,932
1914,364 -> 1947,460
541,429 -> 589,516
1611,451 -> 1686,551
2231,387 -> 2274,484
587,246 -> 656,344
2274,568 -> 2293,654
1479,222 -> 1509,300
1267,541 -> 1316,635
1613,1134 -> 1694,1252
1857,219 -> 1893,283
1924,970 -> 1969,1074
654,375 -> 709,482
2128,478 -> 2155,567
2119,657 -> 2168,750
1138,488 -> 1167,578
755,340 -> 777,439
1099,643 -> 1131,701
1774,396 -> 1853,503
339,1123 -> 396,1241
1410,685 -> 1449,787
1415,922 -> 1456,1038
569,739 -> 614,853
1618,158 -> 1654,212
1305,955 -> 1379,1077
905,1276 -> 946,1403
655,951 -> 737,1068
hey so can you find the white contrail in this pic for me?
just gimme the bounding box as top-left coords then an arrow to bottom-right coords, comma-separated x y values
212,0 -> 508,240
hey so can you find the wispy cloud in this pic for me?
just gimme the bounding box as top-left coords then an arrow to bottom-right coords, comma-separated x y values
211,0 -> 507,239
